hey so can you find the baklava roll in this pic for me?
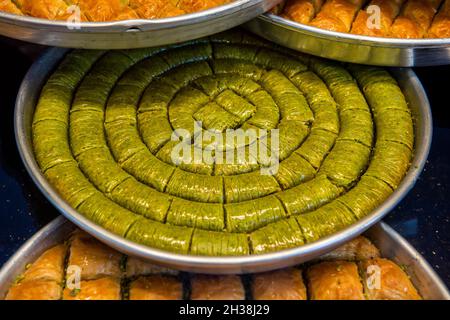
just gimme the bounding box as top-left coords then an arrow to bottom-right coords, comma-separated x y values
274,152 -> 316,189
282,0 -> 324,24
128,0 -> 185,19
224,171 -> 281,203
365,141 -> 412,190
0,0 -> 23,15
337,176 -> 393,219
190,275 -> 246,300
360,258 -> 421,300
351,0 -> 405,37
290,70 -> 339,134
63,277 -> 121,300
260,69 -> 314,122
296,201 -> 356,243
277,175 -> 343,216
125,218 -> 194,255
252,268 -> 307,300
15,0 -> 72,20
318,236 -> 381,261
166,198 -> 224,231
428,0 -> 450,38
68,230 -> 122,280
389,0 -> 442,38
165,169 -> 224,203
225,196 -> 287,233
129,275 -> 183,300
309,0 -> 366,32
296,129 -> 337,169
307,261 -> 365,300
319,140 -> 371,187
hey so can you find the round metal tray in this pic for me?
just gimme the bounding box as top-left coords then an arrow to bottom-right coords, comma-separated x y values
0,0 -> 280,49
245,14 -> 450,67
1,217 -> 448,299
14,48 -> 432,274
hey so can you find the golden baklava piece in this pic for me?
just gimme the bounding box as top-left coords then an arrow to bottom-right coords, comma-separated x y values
306,261 -> 365,300
360,258 -> 421,300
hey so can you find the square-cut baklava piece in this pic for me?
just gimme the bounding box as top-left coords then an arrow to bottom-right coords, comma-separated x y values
360,258 -> 421,300
5,244 -> 67,300
306,261 -> 365,300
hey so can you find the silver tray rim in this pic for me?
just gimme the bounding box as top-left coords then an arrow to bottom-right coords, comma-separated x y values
0,217 -> 448,299
14,47 -> 432,274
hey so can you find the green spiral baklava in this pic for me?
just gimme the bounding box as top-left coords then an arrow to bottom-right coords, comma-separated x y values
32,30 -> 414,256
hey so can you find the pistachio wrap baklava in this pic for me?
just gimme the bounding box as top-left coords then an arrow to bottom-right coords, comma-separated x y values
32,30 -> 414,256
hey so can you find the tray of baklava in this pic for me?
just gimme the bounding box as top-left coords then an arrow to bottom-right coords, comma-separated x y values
246,0 -> 450,66
0,0 -> 281,48
0,216 -> 448,300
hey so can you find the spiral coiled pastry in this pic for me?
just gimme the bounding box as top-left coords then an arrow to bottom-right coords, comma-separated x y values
32,30 -> 414,256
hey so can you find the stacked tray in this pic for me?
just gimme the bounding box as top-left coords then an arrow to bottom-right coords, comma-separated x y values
246,12 -> 450,67
0,217 -> 448,299
0,0 -> 282,49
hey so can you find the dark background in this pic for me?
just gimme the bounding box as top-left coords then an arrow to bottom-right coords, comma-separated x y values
0,38 -> 448,286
